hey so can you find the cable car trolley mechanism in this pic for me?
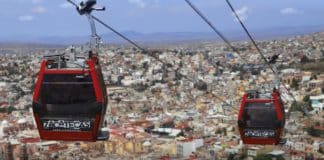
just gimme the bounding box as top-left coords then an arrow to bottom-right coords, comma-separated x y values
32,0 -> 108,141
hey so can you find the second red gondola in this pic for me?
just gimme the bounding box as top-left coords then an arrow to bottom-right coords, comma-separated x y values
237,90 -> 285,145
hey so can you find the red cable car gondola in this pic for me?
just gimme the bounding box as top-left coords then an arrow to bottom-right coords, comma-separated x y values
32,52 -> 108,141
237,89 -> 285,145
32,0 -> 108,141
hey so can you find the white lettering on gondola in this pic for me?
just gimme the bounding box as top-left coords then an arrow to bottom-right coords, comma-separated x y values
244,129 -> 275,138
42,120 -> 92,130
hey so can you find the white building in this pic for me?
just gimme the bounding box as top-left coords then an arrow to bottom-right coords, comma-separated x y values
310,94 -> 324,114
0,82 -> 6,88
313,141 -> 321,152
176,138 -> 203,157
247,147 -> 260,157
0,120 -> 9,139
294,142 -> 306,152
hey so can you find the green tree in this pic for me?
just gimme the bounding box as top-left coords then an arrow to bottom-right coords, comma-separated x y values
306,126 -> 321,137
227,153 -> 236,160
133,83 -> 148,92
0,106 -> 16,114
254,154 -> 272,160
303,95 -> 313,111
303,95 -> 310,102
142,62 -> 149,70
290,102 -> 302,112
301,55 -> 310,64
227,153 -> 246,160
7,106 -> 16,113
179,61 -> 183,68
291,78 -> 300,90
131,64 -> 137,70
313,74 -> 318,80
239,153 -> 247,160
223,127 -> 227,136
319,146 -> 324,154
0,108 -> 6,113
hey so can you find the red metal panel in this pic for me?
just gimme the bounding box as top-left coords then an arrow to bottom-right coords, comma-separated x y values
238,93 -> 247,120
44,70 -> 89,75
245,99 -> 272,103
92,114 -> 101,140
272,92 -> 283,120
87,60 -> 103,102
33,113 -> 44,137
33,60 -> 46,101
40,131 -> 96,141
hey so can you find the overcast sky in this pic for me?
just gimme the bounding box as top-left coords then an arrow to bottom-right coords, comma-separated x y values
0,0 -> 324,39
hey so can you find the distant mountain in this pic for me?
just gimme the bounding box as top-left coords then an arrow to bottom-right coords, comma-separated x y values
0,43 -> 65,49
1,25 -> 323,45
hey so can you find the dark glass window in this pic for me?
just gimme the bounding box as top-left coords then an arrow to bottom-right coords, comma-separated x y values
39,74 -> 98,116
243,102 -> 277,128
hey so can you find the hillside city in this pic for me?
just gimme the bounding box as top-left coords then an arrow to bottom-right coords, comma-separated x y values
0,32 -> 323,160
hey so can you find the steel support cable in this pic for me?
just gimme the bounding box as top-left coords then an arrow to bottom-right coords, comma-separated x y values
92,15 -> 238,112
67,0 -> 237,112
225,0 -> 298,110
67,0 -> 78,7
184,0 -> 246,64
92,15 -> 194,81
225,0 -> 276,73
185,0 -> 271,86
91,15 -> 192,79
186,0 -> 296,111
91,15 -> 146,52
185,0 -> 272,87
91,15 -> 192,81
186,0 -> 268,113
185,0 -> 294,114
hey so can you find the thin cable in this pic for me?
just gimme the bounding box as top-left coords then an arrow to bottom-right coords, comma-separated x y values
67,0 -> 78,7
226,0 -> 293,101
225,0 -> 275,73
185,0 -> 296,114
93,15 -> 237,112
214,94 -> 239,112
185,0 -> 246,64
91,15 -> 146,52
185,0 -> 272,84
92,15 -> 186,76
91,15 -> 178,70
226,0 -> 300,117
225,0 -> 297,97
184,0 -> 273,86
66,0 -> 238,112
67,0 -> 166,77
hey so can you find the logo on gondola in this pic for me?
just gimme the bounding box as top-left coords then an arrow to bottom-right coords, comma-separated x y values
42,119 -> 92,131
244,129 -> 275,138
